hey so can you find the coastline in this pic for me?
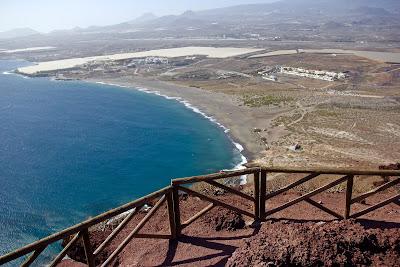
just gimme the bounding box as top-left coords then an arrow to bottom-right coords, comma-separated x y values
84,76 -> 271,155
82,75 -> 295,184
5,61 -> 271,181
86,78 -> 253,182
0,62 -> 257,260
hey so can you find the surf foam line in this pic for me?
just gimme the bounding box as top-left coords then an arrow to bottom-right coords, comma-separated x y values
3,70 -> 31,79
94,81 -> 248,184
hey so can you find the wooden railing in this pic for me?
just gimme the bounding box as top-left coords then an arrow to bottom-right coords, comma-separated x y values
0,166 -> 399,266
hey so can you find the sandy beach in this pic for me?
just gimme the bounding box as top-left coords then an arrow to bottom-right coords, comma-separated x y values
250,49 -> 400,63
85,76 -> 288,162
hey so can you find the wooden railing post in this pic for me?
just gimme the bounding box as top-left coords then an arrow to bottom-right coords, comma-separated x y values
81,229 -> 95,267
345,175 -> 354,219
254,171 -> 260,219
4,168 -> 400,266
260,170 -> 267,220
172,186 -> 181,237
166,190 -> 177,239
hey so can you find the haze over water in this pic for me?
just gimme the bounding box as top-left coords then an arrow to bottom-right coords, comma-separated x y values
0,60 -> 242,259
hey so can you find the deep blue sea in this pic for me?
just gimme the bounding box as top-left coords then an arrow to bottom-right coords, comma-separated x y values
0,60 -> 243,263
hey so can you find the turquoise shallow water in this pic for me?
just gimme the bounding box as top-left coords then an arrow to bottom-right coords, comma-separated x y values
0,60 -> 242,263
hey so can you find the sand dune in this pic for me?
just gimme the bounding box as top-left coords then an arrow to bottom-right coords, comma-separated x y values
17,46 -> 263,75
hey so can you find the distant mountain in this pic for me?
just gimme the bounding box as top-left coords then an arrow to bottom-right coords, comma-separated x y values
128,13 -> 158,24
0,28 -> 40,39
42,0 -> 400,36
351,6 -> 391,16
2,0 -> 400,43
194,0 -> 399,19
321,21 -> 347,30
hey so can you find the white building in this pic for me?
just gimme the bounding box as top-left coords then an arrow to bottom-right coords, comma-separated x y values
279,66 -> 347,81
144,57 -> 169,64
262,75 -> 278,82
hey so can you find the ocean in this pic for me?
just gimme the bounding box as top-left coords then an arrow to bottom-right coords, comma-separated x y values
0,60 -> 244,263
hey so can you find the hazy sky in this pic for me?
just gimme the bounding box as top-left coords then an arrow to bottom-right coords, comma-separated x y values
0,0 -> 278,33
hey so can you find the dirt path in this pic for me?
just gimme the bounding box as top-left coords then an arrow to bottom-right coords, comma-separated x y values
286,102 -> 309,127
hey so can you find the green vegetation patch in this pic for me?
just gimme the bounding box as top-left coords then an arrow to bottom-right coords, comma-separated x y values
242,94 -> 293,107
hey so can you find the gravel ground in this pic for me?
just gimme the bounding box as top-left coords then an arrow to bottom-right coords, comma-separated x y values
227,220 -> 400,267
60,190 -> 400,266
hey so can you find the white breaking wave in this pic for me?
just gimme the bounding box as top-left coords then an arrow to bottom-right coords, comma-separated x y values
234,142 -> 244,152
135,87 -> 231,134
93,81 -> 249,183
2,70 -> 31,79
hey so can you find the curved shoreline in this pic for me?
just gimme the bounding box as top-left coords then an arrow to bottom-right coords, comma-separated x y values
4,63 -> 253,183
92,80 -> 249,183
85,77 -> 268,160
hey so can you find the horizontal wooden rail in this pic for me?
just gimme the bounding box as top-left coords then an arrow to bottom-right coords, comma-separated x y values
182,203 -> 215,229
172,167 -> 261,185
0,186 -> 172,265
93,208 -> 139,256
100,195 -> 167,267
205,180 -> 254,201
21,245 -> 46,267
350,193 -> 400,219
49,233 -> 81,267
265,175 -> 350,217
265,173 -> 320,199
132,233 -> 171,239
177,186 -> 256,219
351,177 -> 400,204
260,166 -> 400,176
305,199 -> 344,220
1,166 -> 400,266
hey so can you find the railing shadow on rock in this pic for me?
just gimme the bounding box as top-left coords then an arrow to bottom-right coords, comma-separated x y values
0,166 -> 399,266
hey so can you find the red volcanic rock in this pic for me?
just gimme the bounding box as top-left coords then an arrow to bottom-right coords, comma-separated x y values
59,191 -> 400,267
379,163 -> 400,170
202,207 -> 246,231
227,220 -> 400,267
62,229 -> 112,266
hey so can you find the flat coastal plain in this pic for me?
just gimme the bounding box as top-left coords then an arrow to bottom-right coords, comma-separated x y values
87,76 -> 282,160
7,44 -> 400,172
17,47 -> 263,75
